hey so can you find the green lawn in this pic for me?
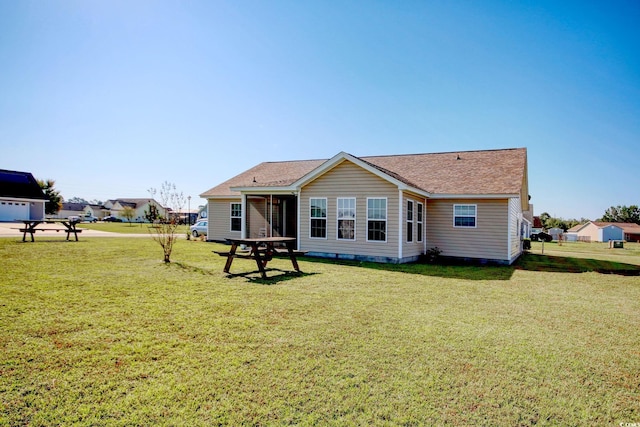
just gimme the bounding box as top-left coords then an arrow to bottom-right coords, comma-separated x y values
1,238 -> 639,425
77,222 -> 191,235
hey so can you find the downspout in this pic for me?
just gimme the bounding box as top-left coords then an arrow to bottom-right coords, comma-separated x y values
507,198 -> 515,263
241,194 -> 247,239
398,190 -> 403,261
507,204 -> 512,263
297,191 -> 301,251
270,194 -> 273,237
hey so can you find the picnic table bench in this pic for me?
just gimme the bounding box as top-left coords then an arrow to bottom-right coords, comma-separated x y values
214,237 -> 306,279
16,219 -> 83,242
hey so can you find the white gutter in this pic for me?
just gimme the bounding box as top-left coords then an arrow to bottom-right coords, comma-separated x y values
432,193 -> 520,199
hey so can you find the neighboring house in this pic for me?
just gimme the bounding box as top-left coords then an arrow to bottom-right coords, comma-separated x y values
103,199 -> 167,222
200,148 -> 531,265
620,223 -> 640,242
564,224 -> 586,242
569,221 -> 640,243
54,202 -> 109,220
55,202 -> 87,219
0,169 -> 46,221
548,227 -> 564,241
84,204 -> 108,219
568,221 -> 625,242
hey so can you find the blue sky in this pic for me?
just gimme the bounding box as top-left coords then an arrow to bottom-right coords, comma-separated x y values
1,0 -> 638,219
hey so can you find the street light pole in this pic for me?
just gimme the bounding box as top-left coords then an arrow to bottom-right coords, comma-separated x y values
188,196 -> 191,226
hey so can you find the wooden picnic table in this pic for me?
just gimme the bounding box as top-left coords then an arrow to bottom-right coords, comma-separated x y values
18,219 -> 83,242
215,237 -> 304,279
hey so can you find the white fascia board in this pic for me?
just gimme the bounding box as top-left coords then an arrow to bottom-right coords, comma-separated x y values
430,193 -> 520,200
0,196 -> 46,203
230,186 -> 298,195
204,195 -> 242,200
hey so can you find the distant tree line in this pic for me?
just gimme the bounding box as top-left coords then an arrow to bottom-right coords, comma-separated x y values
539,204 -> 640,231
538,212 -> 586,232
599,205 -> 640,225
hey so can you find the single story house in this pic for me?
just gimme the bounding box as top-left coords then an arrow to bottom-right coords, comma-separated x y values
547,227 -> 564,241
620,223 -> 640,242
0,169 -> 46,221
200,148 -> 532,265
568,221 -> 640,243
103,198 -> 167,222
52,203 -> 109,220
567,221 -> 624,242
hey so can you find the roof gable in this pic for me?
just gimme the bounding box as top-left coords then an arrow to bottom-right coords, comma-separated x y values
0,169 -> 46,200
291,152 -> 422,193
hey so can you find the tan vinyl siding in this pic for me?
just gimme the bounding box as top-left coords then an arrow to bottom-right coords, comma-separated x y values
299,160 -> 399,259
207,198 -> 241,241
426,198 -> 509,262
577,223 -> 600,242
402,193 -> 427,259
247,197 -> 270,238
509,197 -> 522,261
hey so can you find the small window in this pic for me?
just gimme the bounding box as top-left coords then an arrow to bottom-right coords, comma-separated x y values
454,204 -> 477,228
417,203 -> 424,242
310,198 -> 327,239
230,203 -> 242,232
367,198 -> 387,242
337,198 -> 356,240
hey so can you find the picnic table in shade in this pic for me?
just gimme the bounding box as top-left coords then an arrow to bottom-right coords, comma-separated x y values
17,219 -> 83,242
214,237 -> 305,279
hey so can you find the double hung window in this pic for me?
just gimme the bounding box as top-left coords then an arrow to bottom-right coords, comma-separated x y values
417,203 -> 424,242
310,198 -> 327,238
367,198 -> 387,242
337,198 -> 356,240
230,203 -> 242,231
407,200 -> 414,242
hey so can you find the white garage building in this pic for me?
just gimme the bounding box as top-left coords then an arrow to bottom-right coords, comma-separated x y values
0,169 -> 47,222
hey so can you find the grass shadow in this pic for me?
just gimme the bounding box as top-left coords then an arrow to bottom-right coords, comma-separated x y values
300,256 -> 516,281
226,269 -> 318,285
172,262 -> 219,276
515,252 -> 640,276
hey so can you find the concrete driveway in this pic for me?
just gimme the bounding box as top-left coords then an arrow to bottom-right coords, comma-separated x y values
0,222 -> 150,238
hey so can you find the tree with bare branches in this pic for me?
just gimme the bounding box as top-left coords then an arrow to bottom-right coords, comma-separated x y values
148,182 -> 185,263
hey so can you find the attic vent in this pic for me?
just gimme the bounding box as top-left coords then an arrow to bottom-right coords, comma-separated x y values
456,154 -> 461,160
253,177 -> 257,183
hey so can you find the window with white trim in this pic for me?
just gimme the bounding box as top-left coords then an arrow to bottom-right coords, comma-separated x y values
417,202 -> 423,242
453,204 -> 477,228
310,198 -> 327,239
230,203 -> 242,231
407,200 -> 414,243
337,198 -> 356,240
367,198 -> 387,242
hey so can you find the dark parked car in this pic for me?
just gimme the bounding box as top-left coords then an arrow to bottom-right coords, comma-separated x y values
103,216 -> 122,222
530,231 -> 552,242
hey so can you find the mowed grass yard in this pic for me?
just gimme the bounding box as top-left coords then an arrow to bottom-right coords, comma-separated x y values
1,237 -> 639,426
